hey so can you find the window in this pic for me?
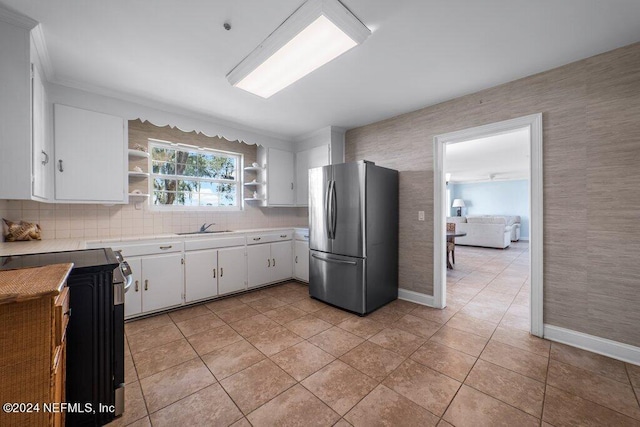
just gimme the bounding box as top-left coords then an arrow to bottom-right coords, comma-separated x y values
149,139 -> 242,209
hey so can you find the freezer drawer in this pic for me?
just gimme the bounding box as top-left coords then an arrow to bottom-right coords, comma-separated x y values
309,250 -> 366,314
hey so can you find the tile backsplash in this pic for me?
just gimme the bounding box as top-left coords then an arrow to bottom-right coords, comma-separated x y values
1,200 -> 308,241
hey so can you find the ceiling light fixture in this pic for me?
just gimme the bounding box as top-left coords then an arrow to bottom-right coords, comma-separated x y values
226,0 -> 371,98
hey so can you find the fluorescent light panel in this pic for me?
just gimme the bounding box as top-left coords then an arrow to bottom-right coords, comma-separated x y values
227,0 -> 371,98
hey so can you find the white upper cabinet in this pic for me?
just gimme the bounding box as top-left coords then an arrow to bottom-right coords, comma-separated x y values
264,147 -> 295,206
54,104 -> 127,203
295,144 -> 330,206
0,18 -> 52,201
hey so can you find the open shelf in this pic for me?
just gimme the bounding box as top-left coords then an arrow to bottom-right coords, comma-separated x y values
243,166 -> 263,172
128,149 -> 150,158
243,181 -> 262,186
243,198 -> 264,201
128,193 -> 149,198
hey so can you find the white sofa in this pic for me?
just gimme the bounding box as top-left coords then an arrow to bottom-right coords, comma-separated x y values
447,215 -> 521,249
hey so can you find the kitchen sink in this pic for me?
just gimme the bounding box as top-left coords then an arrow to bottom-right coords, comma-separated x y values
176,230 -> 233,235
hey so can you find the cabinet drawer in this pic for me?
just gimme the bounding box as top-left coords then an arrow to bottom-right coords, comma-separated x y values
185,236 -> 246,251
294,229 -> 309,241
111,241 -> 184,257
246,231 -> 293,245
54,287 -> 70,346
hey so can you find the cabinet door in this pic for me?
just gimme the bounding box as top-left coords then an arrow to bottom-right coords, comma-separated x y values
54,104 -> 126,202
247,244 -> 272,288
271,241 -> 293,283
294,240 -> 309,282
185,249 -> 217,303
296,145 -> 330,206
218,246 -> 247,295
124,258 -> 142,318
31,65 -> 49,199
142,253 -> 183,313
267,148 -> 294,205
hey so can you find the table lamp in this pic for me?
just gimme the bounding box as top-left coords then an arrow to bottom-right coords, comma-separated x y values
452,199 -> 466,216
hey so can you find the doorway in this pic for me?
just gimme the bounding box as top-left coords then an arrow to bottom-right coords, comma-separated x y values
433,114 -> 543,337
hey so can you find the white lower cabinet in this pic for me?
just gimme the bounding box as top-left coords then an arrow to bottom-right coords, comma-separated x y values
185,246 -> 248,301
124,254 -> 184,318
294,240 -> 309,282
247,240 -> 293,288
185,249 -> 218,303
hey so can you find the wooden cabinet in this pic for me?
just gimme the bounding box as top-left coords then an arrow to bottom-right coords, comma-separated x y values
54,104 -> 127,203
247,231 -> 293,288
0,264 -> 71,427
295,145 -> 330,206
294,240 -> 310,282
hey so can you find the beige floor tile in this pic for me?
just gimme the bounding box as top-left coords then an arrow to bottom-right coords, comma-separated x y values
480,340 -> 548,382
167,304 -> 210,323
150,383 -> 243,427
237,289 -> 268,304
340,341 -> 405,381
307,327 -> 364,357
107,381 -> 147,426
410,305 -> 457,324
547,359 -> 640,420
445,312 -> 497,339
301,360 -> 378,416
499,311 -> 530,331
429,325 -> 489,357
543,385 -> 640,427
220,359 -> 296,414
127,323 -> 183,354
626,363 -> 640,388
291,297 -> 327,313
140,359 -> 216,413
285,314 -> 332,338
205,297 -> 245,313
383,359 -> 461,416
368,327 -> 425,357
175,312 -> 225,337
186,324 -> 243,356
490,326 -> 550,357
132,339 -> 197,379
443,385 -> 539,427
458,301 -> 508,324
332,419 -> 352,427
313,306 -> 357,325
336,317 -> 384,339
344,384 -> 439,427
271,341 -> 335,381
263,305 -> 307,324
246,296 -> 288,313
230,417 -> 252,427
411,341 -> 477,382
247,384 -> 340,426
550,342 -> 629,383
201,339 -> 265,380
364,306 -> 404,327
465,359 -> 545,417
122,417 -> 151,427
229,313 -> 279,338
124,352 -> 138,385
394,314 -> 442,339
437,420 -> 455,427
387,299 -> 421,313
215,304 -> 260,323
275,289 -> 308,304
246,325 -> 304,356
125,314 -> 172,336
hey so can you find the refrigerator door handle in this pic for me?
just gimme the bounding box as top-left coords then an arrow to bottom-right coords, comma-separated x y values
331,180 -> 337,238
325,180 -> 333,239
311,253 -> 357,265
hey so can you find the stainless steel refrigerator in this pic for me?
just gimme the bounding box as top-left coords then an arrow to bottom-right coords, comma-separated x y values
308,160 -> 398,315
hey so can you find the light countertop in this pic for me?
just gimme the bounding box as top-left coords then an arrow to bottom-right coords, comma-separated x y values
0,227 -> 309,257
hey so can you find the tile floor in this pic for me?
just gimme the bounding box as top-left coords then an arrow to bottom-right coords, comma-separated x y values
112,242 -> 640,426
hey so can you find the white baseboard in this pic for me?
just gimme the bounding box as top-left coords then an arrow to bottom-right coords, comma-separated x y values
398,288 -> 435,307
544,324 -> 640,366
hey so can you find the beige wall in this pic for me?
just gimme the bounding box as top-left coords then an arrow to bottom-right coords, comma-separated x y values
1,121 -> 307,241
346,42 -> 640,347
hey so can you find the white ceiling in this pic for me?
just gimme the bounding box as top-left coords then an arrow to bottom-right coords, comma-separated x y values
445,128 -> 530,183
3,0 -> 640,139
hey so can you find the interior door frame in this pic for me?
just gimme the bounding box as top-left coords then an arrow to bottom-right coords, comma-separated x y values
433,113 -> 544,337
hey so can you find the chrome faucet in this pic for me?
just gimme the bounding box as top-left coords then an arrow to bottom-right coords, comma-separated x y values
200,223 -> 215,232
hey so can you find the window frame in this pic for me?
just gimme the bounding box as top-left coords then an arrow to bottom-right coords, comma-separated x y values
147,139 -> 243,211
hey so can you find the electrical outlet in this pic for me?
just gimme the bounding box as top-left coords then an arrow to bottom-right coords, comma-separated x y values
418,211 -> 425,221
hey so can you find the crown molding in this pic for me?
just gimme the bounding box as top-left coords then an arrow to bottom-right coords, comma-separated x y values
0,4 -> 37,29
31,24 -> 55,81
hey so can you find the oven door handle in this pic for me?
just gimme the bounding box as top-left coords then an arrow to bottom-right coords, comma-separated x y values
123,273 -> 133,293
